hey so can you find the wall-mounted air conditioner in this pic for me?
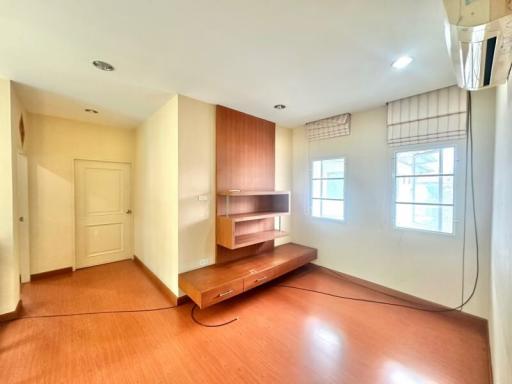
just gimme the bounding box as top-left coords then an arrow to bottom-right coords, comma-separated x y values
443,0 -> 512,90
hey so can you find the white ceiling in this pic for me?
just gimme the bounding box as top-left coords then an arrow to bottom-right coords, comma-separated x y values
0,0 -> 455,128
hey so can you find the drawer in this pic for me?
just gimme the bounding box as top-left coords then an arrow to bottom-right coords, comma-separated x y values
201,279 -> 244,308
244,268 -> 275,291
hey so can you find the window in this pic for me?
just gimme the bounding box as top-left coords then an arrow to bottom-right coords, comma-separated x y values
311,158 -> 345,220
394,147 -> 455,233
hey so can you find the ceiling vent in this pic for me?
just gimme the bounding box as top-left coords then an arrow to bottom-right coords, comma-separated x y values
443,0 -> 512,90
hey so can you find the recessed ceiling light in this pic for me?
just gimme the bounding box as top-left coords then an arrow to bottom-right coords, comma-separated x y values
274,104 -> 286,110
92,60 -> 115,71
85,108 -> 99,114
392,56 -> 413,70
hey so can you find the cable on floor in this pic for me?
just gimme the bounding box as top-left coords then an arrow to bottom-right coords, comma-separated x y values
190,304 -> 239,327
277,91 -> 480,315
4,305 -> 177,322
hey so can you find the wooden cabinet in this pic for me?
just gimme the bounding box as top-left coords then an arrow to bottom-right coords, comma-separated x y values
216,191 -> 290,249
179,243 -> 317,309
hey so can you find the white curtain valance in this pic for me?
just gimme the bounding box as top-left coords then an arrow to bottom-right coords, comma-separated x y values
306,113 -> 351,141
387,85 -> 467,146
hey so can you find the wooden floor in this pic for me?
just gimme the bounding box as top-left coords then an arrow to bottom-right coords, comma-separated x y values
0,260 -> 490,383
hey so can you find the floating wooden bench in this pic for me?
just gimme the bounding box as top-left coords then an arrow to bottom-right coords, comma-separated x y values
179,243 -> 317,309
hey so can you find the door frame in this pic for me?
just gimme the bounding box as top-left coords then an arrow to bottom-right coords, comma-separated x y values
17,152 -> 30,282
73,159 -> 133,270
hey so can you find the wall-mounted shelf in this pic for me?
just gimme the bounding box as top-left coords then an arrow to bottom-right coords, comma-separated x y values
179,243 -> 317,309
216,190 -> 290,250
218,190 -> 290,196
220,210 -> 290,223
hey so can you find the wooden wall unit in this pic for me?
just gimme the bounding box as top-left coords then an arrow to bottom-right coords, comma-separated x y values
178,105 -> 317,309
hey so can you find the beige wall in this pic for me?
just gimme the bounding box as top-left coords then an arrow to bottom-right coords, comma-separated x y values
491,81 -> 512,383
134,96 -> 180,295
0,78 -> 19,314
291,89 -> 495,318
27,114 -> 134,274
177,96 -> 216,274
275,126 -> 293,246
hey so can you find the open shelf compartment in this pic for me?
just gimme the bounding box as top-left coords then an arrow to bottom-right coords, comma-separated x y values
216,190 -> 290,250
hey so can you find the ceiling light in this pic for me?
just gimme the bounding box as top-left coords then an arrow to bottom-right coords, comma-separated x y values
85,108 -> 99,114
274,104 -> 286,110
391,56 -> 413,70
92,60 -> 115,71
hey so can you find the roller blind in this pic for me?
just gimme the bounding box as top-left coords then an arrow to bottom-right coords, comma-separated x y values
306,113 -> 351,141
387,86 -> 467,146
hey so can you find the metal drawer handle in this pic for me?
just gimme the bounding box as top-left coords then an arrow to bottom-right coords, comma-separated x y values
255,276 -> 268,283
217,289 -> 234,298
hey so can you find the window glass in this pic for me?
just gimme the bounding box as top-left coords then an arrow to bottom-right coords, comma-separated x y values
394,147 -> 455,234
312,158 -> 345,220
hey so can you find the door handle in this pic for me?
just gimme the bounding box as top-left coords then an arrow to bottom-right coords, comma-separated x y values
126,209 -> 132,214
19,216 -> 24,222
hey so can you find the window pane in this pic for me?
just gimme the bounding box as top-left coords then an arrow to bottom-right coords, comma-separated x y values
322,179 -> 343,199
441,176 -> 454,204
312,199 -> 321,217
441,206 -> 454,233
413,150 -> 440,175
312,180 -> 321,198
397,149 -> 442,176
414,176 -> 440,204
322,158 -> 344,178
396,177 -> 413,202
442,147 -> 455,174
321,200 -> 344,220
396,203 -> 440,232
396,152 -> 414,176
312,161 -> 322,179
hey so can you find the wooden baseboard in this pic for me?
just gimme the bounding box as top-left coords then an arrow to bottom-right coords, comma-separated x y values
0,300 -> 22,322
133,255 -> 178,306
31,267 -> 73,281
312,264 -> 487,327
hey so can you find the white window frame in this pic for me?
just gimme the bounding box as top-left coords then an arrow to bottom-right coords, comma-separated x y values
311,157 -> 345,222
392,143 -> 460,235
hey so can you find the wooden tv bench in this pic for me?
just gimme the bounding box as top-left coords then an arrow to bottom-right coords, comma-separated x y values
179,243 -> 317,309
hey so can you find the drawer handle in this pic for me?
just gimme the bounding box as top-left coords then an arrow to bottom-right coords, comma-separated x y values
217,289 -> 234,298
255,276 -> 268,283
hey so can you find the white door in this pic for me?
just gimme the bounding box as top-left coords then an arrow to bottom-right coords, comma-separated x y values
17,153 -> 30,283
75,160 -> 132,269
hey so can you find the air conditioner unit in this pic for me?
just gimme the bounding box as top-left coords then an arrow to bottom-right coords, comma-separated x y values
443,0 -> 512,90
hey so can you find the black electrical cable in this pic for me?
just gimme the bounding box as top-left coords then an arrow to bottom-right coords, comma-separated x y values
278,91 -> 480,314
190,304 -> 239,327
1,305 -> 177,322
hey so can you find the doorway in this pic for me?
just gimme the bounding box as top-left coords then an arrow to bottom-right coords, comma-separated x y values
75,160 -> 132,269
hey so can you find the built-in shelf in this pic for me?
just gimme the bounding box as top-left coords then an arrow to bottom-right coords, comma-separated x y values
234,230 -> 287,249
218,190 -> 289,196
216,190 -> 291,250
219,210 -> 290,223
